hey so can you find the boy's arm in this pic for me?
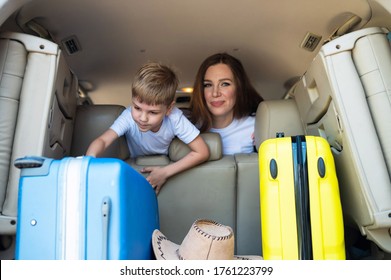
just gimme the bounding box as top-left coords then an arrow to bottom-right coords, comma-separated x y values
141,134 -> 209,194
86,129 -> 119,157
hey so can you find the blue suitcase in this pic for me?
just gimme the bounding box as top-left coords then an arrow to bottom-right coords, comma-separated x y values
14,156 -> 159,260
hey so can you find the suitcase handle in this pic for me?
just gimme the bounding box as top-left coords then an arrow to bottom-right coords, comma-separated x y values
14,156 -> 46,169
101,196 -> 111,259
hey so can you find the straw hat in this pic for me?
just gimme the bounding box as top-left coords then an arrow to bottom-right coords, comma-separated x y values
152,219 -> 263,260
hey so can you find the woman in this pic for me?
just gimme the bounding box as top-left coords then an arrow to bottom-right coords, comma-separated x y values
190,53 -> 263,154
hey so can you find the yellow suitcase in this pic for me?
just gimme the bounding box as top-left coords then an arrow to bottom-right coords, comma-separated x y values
259,135 -> 345,259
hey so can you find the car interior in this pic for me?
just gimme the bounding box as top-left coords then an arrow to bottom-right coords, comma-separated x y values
1,0 -> 391,260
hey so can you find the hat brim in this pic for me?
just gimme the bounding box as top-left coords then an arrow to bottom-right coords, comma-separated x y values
152,229 -> 263,260
152,229 -> 181,260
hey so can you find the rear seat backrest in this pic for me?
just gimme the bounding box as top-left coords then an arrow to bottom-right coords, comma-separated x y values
292,27 -> 391,253
129,133 -> 239,251
71,103 -> 263,255
234,152 -> 262,255
0,32 -> 78,234
70,104 -> 130,159
45,54 -> 78,158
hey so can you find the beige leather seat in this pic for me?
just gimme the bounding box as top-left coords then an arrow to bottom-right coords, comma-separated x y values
141,100 -> 303,256
68,106 -> 239,252
254,99 -> 305,149
70,104 -> 129,159
69,103 -> 264,256
0,32 -> 78,234
128,133 -> 239,249
292,27 -> 391,253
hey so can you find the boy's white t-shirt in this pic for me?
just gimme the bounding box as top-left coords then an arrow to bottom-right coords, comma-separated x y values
210,116 -> 255,155
110,107 -> 200,158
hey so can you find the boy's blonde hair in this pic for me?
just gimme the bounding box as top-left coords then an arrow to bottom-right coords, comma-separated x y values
132,62 -> 179,106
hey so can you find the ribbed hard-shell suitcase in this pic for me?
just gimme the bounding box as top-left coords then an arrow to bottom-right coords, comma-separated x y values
14,156 -> 159,260
259,135 -> 345,259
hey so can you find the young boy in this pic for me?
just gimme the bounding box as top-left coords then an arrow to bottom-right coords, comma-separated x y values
86,62 -> 210,194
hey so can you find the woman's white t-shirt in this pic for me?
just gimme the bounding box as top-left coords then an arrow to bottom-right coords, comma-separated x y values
110,107 -> 200,158
210,116 -> 255,155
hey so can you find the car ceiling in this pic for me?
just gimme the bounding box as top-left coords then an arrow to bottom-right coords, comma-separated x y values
0,0 -> 384,106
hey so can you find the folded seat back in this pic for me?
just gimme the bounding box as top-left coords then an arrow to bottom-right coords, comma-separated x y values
0,32 -> 78,233
292,27 -> 391,253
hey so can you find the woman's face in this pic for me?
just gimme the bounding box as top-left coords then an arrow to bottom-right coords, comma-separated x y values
203,63 -> 237,128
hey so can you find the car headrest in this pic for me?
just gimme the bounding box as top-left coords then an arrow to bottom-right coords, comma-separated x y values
254,99 -> 305,151
169,132 -> 222,162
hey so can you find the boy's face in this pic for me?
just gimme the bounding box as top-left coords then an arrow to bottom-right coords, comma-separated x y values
131,98 -> 174,133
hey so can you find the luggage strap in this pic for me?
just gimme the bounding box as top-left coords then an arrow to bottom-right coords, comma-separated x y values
292,136 -> 313,260
57,157 -> 87,259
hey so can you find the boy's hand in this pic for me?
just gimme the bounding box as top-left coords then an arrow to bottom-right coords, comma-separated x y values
141,166 -> 169,194
86,129 -> 118,158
